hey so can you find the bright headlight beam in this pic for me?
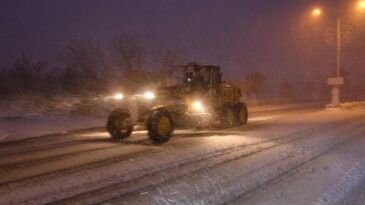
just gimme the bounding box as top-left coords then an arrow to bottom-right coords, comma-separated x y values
192,101 -> 204,111
114,93 -> 124,100
144,91 -> 155,99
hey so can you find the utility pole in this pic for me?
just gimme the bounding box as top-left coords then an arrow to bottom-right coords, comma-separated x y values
327,16 -> 344,107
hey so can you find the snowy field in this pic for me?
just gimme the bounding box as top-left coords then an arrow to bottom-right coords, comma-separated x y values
0,114 -> 105,142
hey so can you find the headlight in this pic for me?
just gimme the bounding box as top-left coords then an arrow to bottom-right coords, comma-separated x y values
114,93 -> 124,100
192,101 -> 204,112
144,91 -> 155,99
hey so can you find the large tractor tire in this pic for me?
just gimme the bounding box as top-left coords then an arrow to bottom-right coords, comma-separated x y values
236,102 -> 248,125
220,104 -> 236,127
107,108 -> 133,140
147,109 -> 174,144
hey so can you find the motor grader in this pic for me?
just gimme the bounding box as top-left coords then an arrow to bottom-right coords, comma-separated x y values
107,62 -> 248,143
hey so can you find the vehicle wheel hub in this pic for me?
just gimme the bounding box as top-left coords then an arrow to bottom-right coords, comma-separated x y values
158,116 -> 171,136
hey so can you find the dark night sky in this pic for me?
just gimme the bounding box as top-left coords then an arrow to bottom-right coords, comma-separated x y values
1,0 -> 364,86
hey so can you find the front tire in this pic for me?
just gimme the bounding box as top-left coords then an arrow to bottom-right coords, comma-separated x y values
107,108 -> 133,140
147,109 -> 174,144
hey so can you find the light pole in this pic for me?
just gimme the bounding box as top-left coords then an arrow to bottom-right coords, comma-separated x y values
311,1 -> 364,107
312,8 -> 344,106
336,17 -> 341,78
327,16 -> 345,107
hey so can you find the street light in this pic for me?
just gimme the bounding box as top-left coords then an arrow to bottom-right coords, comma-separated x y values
311,8 -> 343,106
311,2 -> 363,107
312,8 -> 321,16
360,1 -> 365,8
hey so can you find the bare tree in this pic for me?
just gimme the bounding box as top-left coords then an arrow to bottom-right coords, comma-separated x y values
150,40 -> 180,69
110,35 -> 182,90
150,40 -> 181,86
279,80 -> 295,101
0,67 -> 10,96
8,53 -> 47,93
58,39 -> 106,92
243,71 -> 266,101
303,80 -> 318,100
111,35 -> 145,73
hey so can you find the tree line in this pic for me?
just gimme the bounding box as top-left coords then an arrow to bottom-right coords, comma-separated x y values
0,35 -> 340,103
0,35 -> 181,98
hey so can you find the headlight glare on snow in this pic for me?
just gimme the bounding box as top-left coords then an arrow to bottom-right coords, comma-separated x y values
192,101 -> 204,112
114,93 -> 124,100
144,91 -> 155,99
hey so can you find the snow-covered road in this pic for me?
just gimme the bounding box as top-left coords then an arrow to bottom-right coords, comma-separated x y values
1,106 -> 365,205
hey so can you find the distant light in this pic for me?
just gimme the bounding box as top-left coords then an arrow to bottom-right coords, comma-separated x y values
114,93 -> 124,100
312,8 -> 321,16
192,101 -> 204,112
144,91 -> 155,99
360,1 -> 365,8
187,78 -> 192,82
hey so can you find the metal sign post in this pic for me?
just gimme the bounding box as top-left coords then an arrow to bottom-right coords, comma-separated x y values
327,77 -> 344,106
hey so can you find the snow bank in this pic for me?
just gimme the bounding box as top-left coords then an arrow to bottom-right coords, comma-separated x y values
248,101 -> 325,113
0,95 -> 113,142
0,114 -> 105,143
326,101 -> 365,110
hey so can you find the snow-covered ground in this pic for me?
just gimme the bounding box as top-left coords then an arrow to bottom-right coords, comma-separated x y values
0,96 -> 111,143
0,100 -> 327,143
0,114 -> 105,142
0,102 -> 365,204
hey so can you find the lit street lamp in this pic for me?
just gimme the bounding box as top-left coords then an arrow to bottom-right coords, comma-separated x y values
312,8 -> 321,16
312,1 -> 364,107
360,1 -> 365,8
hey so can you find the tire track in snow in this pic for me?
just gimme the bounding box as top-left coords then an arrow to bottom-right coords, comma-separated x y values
0,108 -> 321,185
312,161 -> 365,205
45,115 -> 365,205
109,118 -> 365,205
0,109 -> 351,204
0,107 -> 320,157
224,131 -> 365,205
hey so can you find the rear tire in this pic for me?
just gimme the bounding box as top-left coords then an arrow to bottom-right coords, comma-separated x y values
236,102 -> 248,125
220,104 -> 236,127
107,108 -> 133,140
147,109 -> 174,144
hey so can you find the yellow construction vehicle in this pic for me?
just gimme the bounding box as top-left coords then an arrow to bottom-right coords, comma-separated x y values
107,62 -> 248,143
